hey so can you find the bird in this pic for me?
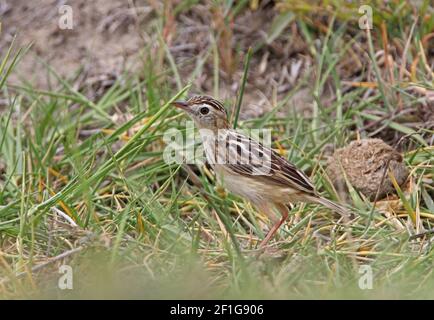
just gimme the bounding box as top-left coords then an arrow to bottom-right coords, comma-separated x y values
172,95 -> 349,248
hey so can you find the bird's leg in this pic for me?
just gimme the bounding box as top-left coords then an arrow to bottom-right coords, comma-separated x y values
258,203 -> 290,248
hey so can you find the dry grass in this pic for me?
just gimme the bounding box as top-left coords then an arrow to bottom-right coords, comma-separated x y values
0,0 -> 433,299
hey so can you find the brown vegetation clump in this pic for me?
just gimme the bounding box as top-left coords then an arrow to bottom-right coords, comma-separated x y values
326,138 -> 409,201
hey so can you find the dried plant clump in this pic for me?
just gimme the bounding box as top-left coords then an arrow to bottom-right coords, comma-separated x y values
326,138 -> 409,201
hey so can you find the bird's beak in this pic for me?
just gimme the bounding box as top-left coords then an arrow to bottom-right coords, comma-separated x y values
171,101 -> 190,112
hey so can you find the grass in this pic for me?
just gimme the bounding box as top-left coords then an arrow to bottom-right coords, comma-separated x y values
0,1 -> 433,299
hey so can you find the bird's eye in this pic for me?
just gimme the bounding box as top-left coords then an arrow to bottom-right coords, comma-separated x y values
200,107 -> 209,115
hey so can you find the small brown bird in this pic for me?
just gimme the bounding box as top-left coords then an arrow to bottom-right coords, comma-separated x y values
173,95 -> 348,248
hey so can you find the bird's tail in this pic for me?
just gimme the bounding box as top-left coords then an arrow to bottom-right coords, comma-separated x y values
307,195 -> 350,218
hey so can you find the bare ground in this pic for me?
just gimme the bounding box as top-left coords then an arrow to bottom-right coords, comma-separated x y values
1,0 -> 433,138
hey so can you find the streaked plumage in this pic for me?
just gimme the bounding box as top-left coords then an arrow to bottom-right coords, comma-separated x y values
172,95 -> 348,248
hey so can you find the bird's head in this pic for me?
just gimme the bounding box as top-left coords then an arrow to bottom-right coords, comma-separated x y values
172,95 -> 229,131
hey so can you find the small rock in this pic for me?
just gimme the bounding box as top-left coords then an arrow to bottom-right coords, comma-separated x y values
325,138 -> 408,201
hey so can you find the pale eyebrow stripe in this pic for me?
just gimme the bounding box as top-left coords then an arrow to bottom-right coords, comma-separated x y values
188,96 -> 227,115
204,99 -> 225,112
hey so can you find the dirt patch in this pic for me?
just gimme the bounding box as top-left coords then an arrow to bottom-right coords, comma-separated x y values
0,0 -> 148,89
1,1 -> 317,118
1,0 -> 432,138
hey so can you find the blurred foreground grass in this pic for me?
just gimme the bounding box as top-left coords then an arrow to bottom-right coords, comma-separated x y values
0,0 -> 433,299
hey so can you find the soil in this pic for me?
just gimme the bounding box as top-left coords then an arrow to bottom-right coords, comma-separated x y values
0,0 -> 148,89
0,0 -> 319,118
1,0 -> 432,141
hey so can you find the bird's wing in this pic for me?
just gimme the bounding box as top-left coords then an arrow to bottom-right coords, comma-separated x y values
215,130 -> 316,195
